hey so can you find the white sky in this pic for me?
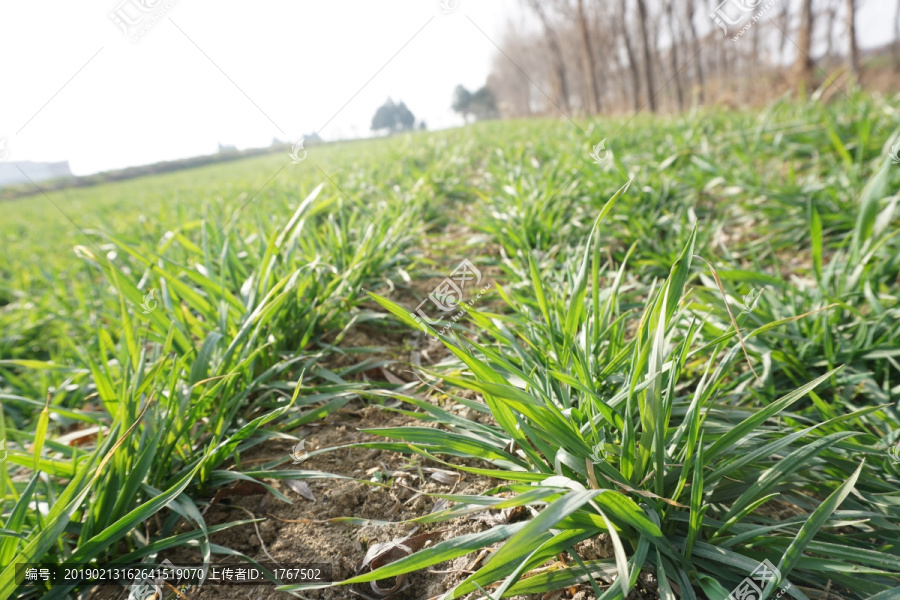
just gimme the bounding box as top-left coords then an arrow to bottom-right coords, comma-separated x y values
0,1 -> 519,174
0,0 -> 894,176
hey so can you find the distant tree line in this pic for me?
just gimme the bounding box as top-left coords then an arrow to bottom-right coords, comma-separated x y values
452,85 -> 500,122
371,98 -> 420,133
481,0 -> 897,117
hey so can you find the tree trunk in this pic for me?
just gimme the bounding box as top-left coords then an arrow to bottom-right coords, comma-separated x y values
823,5 -> 836,61
595,5 -> 628,110
618,0 -> 642,111
779,0 -> 792,66
749,7 -> 761,97
894,0 -> 900,71
846,0 -> 860,84
665,0 -> 685,111
635,0 -> 657,112
686,0 -> 705,104
794,0 -> 814,93
576,0 -> 602,114
526,0 -> 571,113
895,0 -> 900,71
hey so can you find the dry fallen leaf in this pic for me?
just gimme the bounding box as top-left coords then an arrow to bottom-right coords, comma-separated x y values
285,479 -> 316,502
57,426 -> 102,447
380,368 -> 407,385
360,529 -> 445,597
428,469 -> 460,485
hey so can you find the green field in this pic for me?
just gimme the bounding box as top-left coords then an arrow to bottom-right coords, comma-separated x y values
2,93 -> 900,599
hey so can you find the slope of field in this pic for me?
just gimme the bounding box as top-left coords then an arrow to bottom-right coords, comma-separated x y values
1,93 -> 899,600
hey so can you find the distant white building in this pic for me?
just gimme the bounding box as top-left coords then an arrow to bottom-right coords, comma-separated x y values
0,161 -> 71,188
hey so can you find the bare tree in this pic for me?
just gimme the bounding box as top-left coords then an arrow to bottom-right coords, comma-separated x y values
618,0 -> 642,111
635,0 -> 658,111
685,0 -> 705,104
485,0 -> 869,117
778,0 -> 792,66
665,0 -> 685,110
895,0 -> 900,71
748,4 -> 762,97
526,0 -> 571,113
895,0 -> 900,70
576,0 -> 602,113
845,0 -> 860,83
795,0 -> 814,91
487,37 -> 535,117
592,2 -> 629,110
822,0 -> 838,61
